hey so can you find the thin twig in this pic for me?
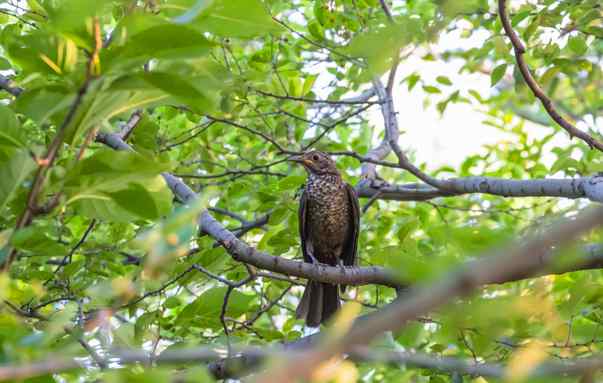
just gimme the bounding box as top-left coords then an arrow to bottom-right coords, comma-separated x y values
0,74 -> 23,97
253,89 -> 379,105
498,0 -> 603,152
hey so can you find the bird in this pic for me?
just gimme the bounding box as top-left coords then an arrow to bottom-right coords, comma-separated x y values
290,150 -> 360,327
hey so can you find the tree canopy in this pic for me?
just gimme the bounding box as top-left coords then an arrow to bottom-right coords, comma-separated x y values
0,0 -> 602,382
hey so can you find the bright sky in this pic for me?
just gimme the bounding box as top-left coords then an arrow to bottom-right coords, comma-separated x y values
376,21 -> 601,171
372,26 -> 530,170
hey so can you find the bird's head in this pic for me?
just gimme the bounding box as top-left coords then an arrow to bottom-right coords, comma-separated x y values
289,150 -> 339,175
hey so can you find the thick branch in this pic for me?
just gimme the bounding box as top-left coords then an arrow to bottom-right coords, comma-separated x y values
254,205 -> 603,382
97,132 -> 603,290
7,342 -> 603,381
498,0 -> 603,152
212,346 -> 603,380
358,176 -> 603,203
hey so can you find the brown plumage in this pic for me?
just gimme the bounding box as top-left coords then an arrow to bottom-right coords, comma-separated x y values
290,151 -> 360,327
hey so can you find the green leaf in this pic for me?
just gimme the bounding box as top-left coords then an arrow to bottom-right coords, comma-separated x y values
0,148 -> 36,210
0,57 -> 12,70
194,0 -> 282,37
0,105 -> 26,148
111,72 -> 218,113
14,86 -> 73,126
46,0 -> 110,35
301,75 -> 318,97
62,83 -> 173,146
540,66 -> 560,87
175,287 -> 254,329
131,114 -> 159,151
105,24 -> 214,70
436,75 -> 452,86
406,73 -> 420,91
268,206 -> 290,226
490,63 -> 507,87
109,182 -> 172,220
567,35 -> 588,56
422,85 -> 441,94
346,19 -> 423,77
278,175 -> 305,191
288,77 -> 302,98
550,156 -> 580,175
65,150 -> 173,221
11,227 -> 68,257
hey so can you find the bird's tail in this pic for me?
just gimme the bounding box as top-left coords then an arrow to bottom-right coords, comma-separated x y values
296,281 -> 340,327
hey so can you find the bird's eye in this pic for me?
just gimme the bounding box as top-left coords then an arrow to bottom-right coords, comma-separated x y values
312,154 -> 319,161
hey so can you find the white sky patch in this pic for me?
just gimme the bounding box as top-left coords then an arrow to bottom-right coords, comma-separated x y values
367,24 -> 599,172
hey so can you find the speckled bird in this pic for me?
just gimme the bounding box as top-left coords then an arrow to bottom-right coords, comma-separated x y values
290,150 -> 360,327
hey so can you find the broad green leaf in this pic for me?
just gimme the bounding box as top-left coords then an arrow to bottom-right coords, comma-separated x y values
131,114 -> 159,151
0,105 -> 25,148
567,35 -> 588,56
46,0 -> 110,36
5,32 -> 64,75
109,72 -> 217,113
194,0 -> 282,37
346,19 -> 423,78
278,175 -> 305,191
63,79 -> 172,145
66,150 -> 171,185
490,64 -> 507,87
288,77 -> 302,97
175,287 -> 254,329
109,180 -> 172,220
0,58 -> 12,70
301,75 -> 318,96
14,86 -> 73,126
65,150 -> 173,221
11,226 -> 68,257
0,148 -> 36,210
105,24 -> 214,71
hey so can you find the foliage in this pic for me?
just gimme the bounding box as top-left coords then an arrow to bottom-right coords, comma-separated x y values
0,0 -> 601,382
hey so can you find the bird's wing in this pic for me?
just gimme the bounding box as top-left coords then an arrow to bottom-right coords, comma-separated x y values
299,188 -> 313,263
341,182 -> 360,267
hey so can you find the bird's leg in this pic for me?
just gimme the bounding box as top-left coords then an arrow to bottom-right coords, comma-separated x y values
337,258 -> 346,273
308,252 -> 320,265
307,250 -> 330,268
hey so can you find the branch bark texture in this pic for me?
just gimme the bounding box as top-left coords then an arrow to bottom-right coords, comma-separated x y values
358,176 -> 603,203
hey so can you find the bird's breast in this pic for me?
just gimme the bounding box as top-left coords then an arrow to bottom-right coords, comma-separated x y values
306,175 -> 351,260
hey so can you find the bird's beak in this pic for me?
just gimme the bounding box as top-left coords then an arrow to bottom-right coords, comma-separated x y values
289,155 -> 312,167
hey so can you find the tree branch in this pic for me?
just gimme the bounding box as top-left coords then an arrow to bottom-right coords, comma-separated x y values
358,176 -> 603,203
254,205 -> 603,382
498,0 -> 603,152
8,340 -> 603,381
118,109 -> 143,140
97,132 -> 603,290
252,88 -> 379,106
0,74 -> 23,97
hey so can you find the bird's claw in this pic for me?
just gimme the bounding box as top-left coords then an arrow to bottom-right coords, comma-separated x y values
307,253 -> 331,268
